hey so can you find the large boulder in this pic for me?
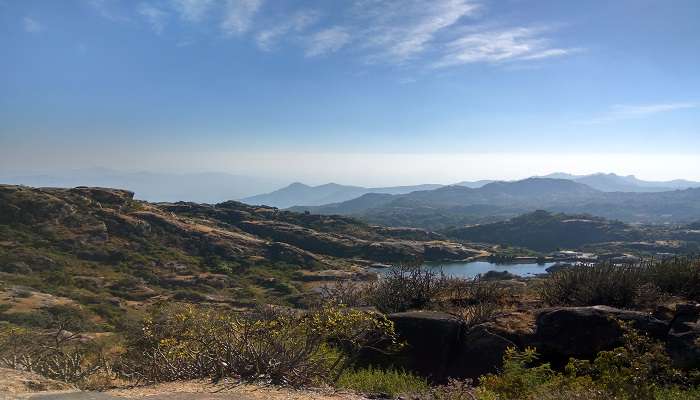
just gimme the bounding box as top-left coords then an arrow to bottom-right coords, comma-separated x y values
380,311 -> 516,381
666,303 -> 700,369
533,305 -> 668,363
454,325 -> 516,378
388,311 -> 465,380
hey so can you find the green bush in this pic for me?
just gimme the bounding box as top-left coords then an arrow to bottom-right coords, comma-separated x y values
120,303 -> 398,387
336,367 -> 429,396
476,323 -> 699,400
540,264 -> 643,307
644,258 -> 700,301
540,258 -> 700,308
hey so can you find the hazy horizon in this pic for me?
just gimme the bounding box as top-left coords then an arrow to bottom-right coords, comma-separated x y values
3,159 -> 700,191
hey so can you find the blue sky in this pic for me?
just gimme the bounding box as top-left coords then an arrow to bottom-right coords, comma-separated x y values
1,0 -> 699,185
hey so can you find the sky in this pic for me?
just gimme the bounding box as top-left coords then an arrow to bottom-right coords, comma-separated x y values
1,0 -> 700,186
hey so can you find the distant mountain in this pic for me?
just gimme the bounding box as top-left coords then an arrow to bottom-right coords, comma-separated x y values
0,168 -> 286,203
540,172 -> 700,192
293,178 -> 700,229
445,210 -> 645,252
454,180 -> 496,188
241,173 -> 700,209
242,182 -> 443,208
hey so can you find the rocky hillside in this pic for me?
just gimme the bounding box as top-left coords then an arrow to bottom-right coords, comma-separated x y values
0,185 -> 481,330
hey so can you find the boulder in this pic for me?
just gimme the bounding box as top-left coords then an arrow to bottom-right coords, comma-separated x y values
533,305 -> 668,363
387,311 -> 465,380
666,303 -> 700,369
379,311 -> 517,381
454,325 -> 516,378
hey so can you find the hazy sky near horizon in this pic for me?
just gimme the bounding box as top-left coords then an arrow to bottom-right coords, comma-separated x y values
2,0 -> 700,185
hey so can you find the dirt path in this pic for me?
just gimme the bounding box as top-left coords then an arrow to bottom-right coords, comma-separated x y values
5,381 -> 366,400
108,381 -> 365,400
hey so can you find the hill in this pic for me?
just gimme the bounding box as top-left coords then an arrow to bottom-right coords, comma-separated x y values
293,178 -> 700,229
541,172 -> 700,192
242,182 -> 444,208
445,210 -> 646,251
0,185 -> 480,330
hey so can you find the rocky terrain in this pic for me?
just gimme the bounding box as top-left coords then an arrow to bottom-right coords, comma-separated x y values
366,302 -> 700,381
0,184 -> 482,330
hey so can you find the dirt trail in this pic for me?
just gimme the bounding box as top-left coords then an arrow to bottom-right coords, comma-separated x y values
3,380 -> 365,400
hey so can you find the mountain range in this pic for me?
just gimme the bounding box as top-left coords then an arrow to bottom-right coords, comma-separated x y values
540,172 -> 700,192
242,182 -> 445,208
243,173 -> 700,210
289,178 -> 700,229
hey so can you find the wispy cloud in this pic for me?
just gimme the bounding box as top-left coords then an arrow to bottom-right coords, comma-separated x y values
86,0 -> 130,22
304,27 -> 351,57
433,26 -> 578,67
172,0 -> 214,22
83,0 -> 580,69
220,0 -> 263,36
138,3 -> 168,34
356,0 -> 480,62
256,10 -> 319,51
583,103 -> 697,124
23,17 -> 43,33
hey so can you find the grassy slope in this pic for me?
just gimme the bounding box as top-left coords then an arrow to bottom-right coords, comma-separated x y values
0,185 -> 479,331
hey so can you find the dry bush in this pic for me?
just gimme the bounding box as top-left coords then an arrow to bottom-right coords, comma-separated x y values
0,322 -> 111,387
437,277 -> 512,328
119,303 -> 397,387
321,266 -> 514,326
319,280 -> 373,308
323,266 -> 509,327
428,378 -> 477,400
366,265 -> 449,314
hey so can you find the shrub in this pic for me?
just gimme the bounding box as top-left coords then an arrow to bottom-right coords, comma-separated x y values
643,258 -> 700,301
540,258 -> 700,308
437,277 -> 511,328
119,303 -> 397,387
0,323 -> 111,387
539,264 -> 644,307
336,367 -> 429,397
429,379 -> 478,400
321,267 -> 508,327
565,321 -> 687,399
368,265 -> 449,313
476,323 -> 699,400
319,279 -> 373,308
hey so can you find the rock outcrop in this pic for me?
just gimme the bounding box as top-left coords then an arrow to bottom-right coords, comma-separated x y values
666,303 -> 700,369
532,306 -> 668,363
357,311 -> 515,382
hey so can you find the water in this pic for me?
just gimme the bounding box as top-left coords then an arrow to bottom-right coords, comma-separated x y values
373,260 -> 558,279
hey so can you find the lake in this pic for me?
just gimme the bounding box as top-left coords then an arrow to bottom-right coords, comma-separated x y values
373,260 -> 557,279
